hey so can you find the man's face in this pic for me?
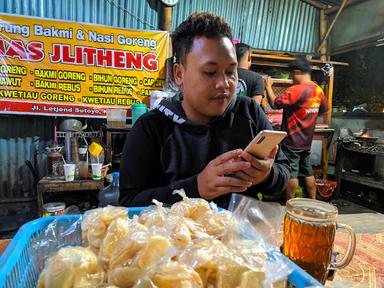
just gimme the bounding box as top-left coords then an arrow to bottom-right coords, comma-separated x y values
291,70 -> 305,84
173,36 -> 238,124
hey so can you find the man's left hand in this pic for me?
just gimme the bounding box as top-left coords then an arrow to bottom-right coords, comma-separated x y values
234,145 -> 278,185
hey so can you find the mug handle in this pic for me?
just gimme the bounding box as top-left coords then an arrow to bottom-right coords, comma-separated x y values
331,223 -> 356,269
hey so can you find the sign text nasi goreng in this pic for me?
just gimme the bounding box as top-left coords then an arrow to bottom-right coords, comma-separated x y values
0,14 -> 169,117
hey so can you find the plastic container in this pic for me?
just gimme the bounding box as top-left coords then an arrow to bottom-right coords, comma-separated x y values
315,179 -> 337,200
91,163 -> 103,180
42,202 -> 65,217
98,172 -> 120,207
131,103 -> 149,125
88,142 -> 103,158
78,161 -> 89,179
150,90 -> 168,109
106,109 -> 127,128
0,208 -> 322,288
46,148 -> 63,177
63,163 -> 75,181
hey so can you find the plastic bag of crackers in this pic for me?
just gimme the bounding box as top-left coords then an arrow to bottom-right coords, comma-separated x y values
37,190 -> 290,288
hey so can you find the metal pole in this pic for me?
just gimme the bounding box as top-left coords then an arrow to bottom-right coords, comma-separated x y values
319,9 -> 328,61
160,4 -> 173,32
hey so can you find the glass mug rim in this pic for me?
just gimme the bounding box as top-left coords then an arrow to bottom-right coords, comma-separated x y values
286,198 -> 338,223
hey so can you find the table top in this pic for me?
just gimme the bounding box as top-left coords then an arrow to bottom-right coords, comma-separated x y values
37,177 -> 104,192
314,128 -> 335,133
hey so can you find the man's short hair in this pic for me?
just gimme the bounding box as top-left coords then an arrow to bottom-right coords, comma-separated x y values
172,12 -> 233,65
235,43 -> 250,63
288,56 -> 312,74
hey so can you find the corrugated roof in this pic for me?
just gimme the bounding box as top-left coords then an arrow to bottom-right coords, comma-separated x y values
0,0 -> 319,52
0,0 -> 160,30
173,0 -> 319,53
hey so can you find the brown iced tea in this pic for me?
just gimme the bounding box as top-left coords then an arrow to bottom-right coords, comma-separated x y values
78,161 -> 89,179
283,213 -> 336,284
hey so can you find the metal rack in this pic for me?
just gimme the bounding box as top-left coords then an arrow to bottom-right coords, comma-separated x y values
334,140 -> 384,213
56,131 -> 103,138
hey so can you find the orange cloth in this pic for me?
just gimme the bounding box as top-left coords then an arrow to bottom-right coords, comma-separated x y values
0,239 -> 11,256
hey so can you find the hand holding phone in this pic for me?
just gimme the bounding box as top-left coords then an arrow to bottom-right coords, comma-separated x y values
233,130 -> 286,186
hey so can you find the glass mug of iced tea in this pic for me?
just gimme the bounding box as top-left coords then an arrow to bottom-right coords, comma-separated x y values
283,198 -> 356,284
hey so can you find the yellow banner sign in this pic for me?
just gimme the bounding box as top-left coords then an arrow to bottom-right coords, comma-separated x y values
0,13 -> 169,117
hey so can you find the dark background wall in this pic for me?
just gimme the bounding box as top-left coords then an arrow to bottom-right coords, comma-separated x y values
330,0 -> 384,53
333,46 -> 384,112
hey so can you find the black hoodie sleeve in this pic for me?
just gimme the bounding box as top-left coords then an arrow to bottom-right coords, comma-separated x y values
244,103 -> 290,201
119,113 -> 200,207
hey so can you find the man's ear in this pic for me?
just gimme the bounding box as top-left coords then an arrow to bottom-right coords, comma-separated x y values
173,63 -> 184,86
247,52 -> 252,69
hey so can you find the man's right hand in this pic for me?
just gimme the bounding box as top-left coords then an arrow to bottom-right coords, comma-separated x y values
264,76 -> 274,88
197,149 -> 253,200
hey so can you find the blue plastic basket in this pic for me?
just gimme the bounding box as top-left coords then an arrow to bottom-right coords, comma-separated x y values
0,208 -> 322,288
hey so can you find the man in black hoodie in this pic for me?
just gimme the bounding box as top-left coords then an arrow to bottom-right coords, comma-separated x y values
120,12 -> 290,208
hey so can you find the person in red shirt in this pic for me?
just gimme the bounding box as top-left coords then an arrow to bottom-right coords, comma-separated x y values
265,57 -> 327,200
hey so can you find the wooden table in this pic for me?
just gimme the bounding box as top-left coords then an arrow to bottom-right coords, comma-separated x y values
37,177 -> 104,216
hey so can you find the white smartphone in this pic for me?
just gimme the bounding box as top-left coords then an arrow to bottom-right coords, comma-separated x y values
244,130 -> 287,158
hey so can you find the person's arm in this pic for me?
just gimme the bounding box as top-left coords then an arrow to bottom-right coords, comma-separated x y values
252,95 -> 263,105
265,77 -> 299,110
245,145 -> 290,201
264,77 -> 279,109
251,74 -> 265,105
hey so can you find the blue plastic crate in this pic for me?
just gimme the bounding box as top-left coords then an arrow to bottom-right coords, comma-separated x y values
0,207 -> 322,288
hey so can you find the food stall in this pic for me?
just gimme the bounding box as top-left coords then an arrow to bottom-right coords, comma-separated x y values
0,13 -> 169,216
0,0 -> 383,287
